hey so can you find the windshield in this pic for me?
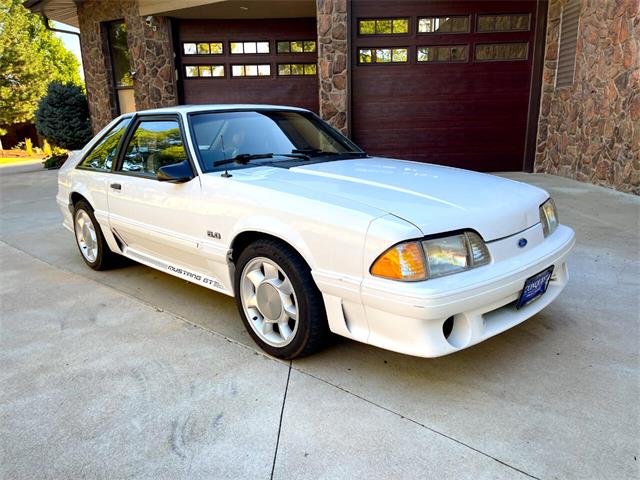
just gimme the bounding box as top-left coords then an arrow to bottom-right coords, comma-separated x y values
188,110 -> 363,172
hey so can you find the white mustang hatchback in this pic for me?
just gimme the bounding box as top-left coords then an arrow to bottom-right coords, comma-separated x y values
58,105 -> 575,359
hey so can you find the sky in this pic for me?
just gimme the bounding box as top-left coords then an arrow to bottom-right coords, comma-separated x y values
53,21 -> 84,80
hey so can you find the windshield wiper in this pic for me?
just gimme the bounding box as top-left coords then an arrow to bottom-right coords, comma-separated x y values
292,148 -> 367,157
213,152 -> 309,168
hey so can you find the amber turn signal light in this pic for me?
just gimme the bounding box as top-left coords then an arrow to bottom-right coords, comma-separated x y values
370,241 -> 427,281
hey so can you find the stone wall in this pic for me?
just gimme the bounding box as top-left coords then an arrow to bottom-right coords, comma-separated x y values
535,0 -> 639,194
77,0 -> 177,133
317,0 -> 349,134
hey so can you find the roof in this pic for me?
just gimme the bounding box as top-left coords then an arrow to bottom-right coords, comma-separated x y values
23,0 -> 79,28
133,104 -> 311,115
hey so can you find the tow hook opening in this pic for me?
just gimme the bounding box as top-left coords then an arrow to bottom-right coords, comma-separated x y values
442,314 -> 471,349
443,316 -> 454,339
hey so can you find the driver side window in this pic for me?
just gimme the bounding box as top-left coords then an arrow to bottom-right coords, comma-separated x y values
120,119 -> 187,176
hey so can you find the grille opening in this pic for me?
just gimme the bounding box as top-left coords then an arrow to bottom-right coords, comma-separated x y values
443,316 -> 454,339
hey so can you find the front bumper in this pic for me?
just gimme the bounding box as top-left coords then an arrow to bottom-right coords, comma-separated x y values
359,224 -> 575,357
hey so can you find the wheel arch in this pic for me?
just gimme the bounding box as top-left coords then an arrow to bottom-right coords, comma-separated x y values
70,191 -> 90,209
229,229 -> 315,271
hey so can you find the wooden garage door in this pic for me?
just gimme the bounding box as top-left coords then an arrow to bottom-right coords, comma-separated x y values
351,1 -> 541,171
177,18 -> 319,112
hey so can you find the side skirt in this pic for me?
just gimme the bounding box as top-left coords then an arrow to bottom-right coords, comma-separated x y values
121,245 -> 232,297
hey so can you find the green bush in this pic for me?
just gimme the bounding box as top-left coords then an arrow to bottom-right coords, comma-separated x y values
35,82 -> 92,150
42,152 -> 68,169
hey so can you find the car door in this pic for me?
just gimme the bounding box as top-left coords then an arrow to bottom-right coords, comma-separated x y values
71,117 -> 132,229
107,114 -> 205,271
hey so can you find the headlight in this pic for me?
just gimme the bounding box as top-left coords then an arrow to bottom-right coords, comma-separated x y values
370,231 -> 491,281
540,198 -> 559,237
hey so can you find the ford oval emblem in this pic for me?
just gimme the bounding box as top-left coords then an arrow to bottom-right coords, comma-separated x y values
518,238 -> 528,248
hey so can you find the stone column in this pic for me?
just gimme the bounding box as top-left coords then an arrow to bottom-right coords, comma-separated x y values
535,0 -> 639,194
125,12 -> 178,111
77,0 -> 178,133
317,0 -> 349,134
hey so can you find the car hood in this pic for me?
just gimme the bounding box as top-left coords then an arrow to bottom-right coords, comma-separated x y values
271,157 -> 549,241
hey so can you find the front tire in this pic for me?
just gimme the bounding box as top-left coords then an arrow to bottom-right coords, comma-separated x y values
234,239 -> 329,359
73,200 -> 119,270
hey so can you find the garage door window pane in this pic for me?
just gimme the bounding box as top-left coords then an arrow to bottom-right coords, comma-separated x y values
358,47 -> 408,64
359,20 -> 376,34
477,14 -> 531,32
257,42 -> 270,53
211,65 -> 224,77
392,19 -> 409,33
359,18 -> 410,35
183,43 -> 197,55
418,16 -> 469,33
232,64 -> 270,77
417,45 -> 468,63
277,41 -> 290,53
197,43 -> 210,54
278,64 -> 291,75
209,42 -> 223,54
450,45 -> 468,61
244,42 -> 257,54
377,19 -> 392,34
376,48 -> 391,62
291,41 -> 304,53
199,66 -> 212,77
303,41 -> 317,52
185,65 -> 199,77
231,42 -> 243,54
392,48 -> 408,62
475,42 -> 528,61
359,48 -> 373,63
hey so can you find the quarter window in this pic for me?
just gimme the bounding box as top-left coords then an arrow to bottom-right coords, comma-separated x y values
418,16 -> 470,33
277,63 -> 317,76
120,120 -> 187,176
477,14 -> 531,32
417,45 -> 469,63
475,42 -> 528,61
183,42 -> 223,55
358,47 -> 408,64
231,64 -> 271,77
276,40 -> 317,53
230,41 -> 270,54
359,18 -> 409,35
78,118 -> 131,171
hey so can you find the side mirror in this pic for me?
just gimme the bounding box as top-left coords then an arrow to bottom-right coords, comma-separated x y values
157,160 -> 194,183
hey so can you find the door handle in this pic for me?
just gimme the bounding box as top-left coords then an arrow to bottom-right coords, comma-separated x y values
110,183 -> 122,190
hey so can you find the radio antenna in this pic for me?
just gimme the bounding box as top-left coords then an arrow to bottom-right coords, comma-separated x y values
220,134 -> 232,177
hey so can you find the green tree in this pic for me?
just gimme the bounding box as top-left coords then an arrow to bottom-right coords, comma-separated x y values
35,82 -> 92,149
0,0 -> 81,126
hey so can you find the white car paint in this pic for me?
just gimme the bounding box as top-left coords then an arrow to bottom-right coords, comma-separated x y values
57,105 -> 575,358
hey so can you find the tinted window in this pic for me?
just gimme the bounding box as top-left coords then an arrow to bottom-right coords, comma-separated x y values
78,118 -> 131,171
120,120 -> 187,176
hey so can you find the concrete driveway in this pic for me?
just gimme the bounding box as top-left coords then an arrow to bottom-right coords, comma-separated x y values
1,163 -> 638,480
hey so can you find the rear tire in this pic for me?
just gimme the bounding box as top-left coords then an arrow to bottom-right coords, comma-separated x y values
234,239 -> 329,359
73,200 -> 119,271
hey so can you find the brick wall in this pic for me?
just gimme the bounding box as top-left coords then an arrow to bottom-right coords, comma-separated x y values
77,0 -> 178,133
535,0 -> 639,194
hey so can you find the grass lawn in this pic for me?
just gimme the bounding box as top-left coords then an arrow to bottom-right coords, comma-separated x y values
0,157 -> 43,167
